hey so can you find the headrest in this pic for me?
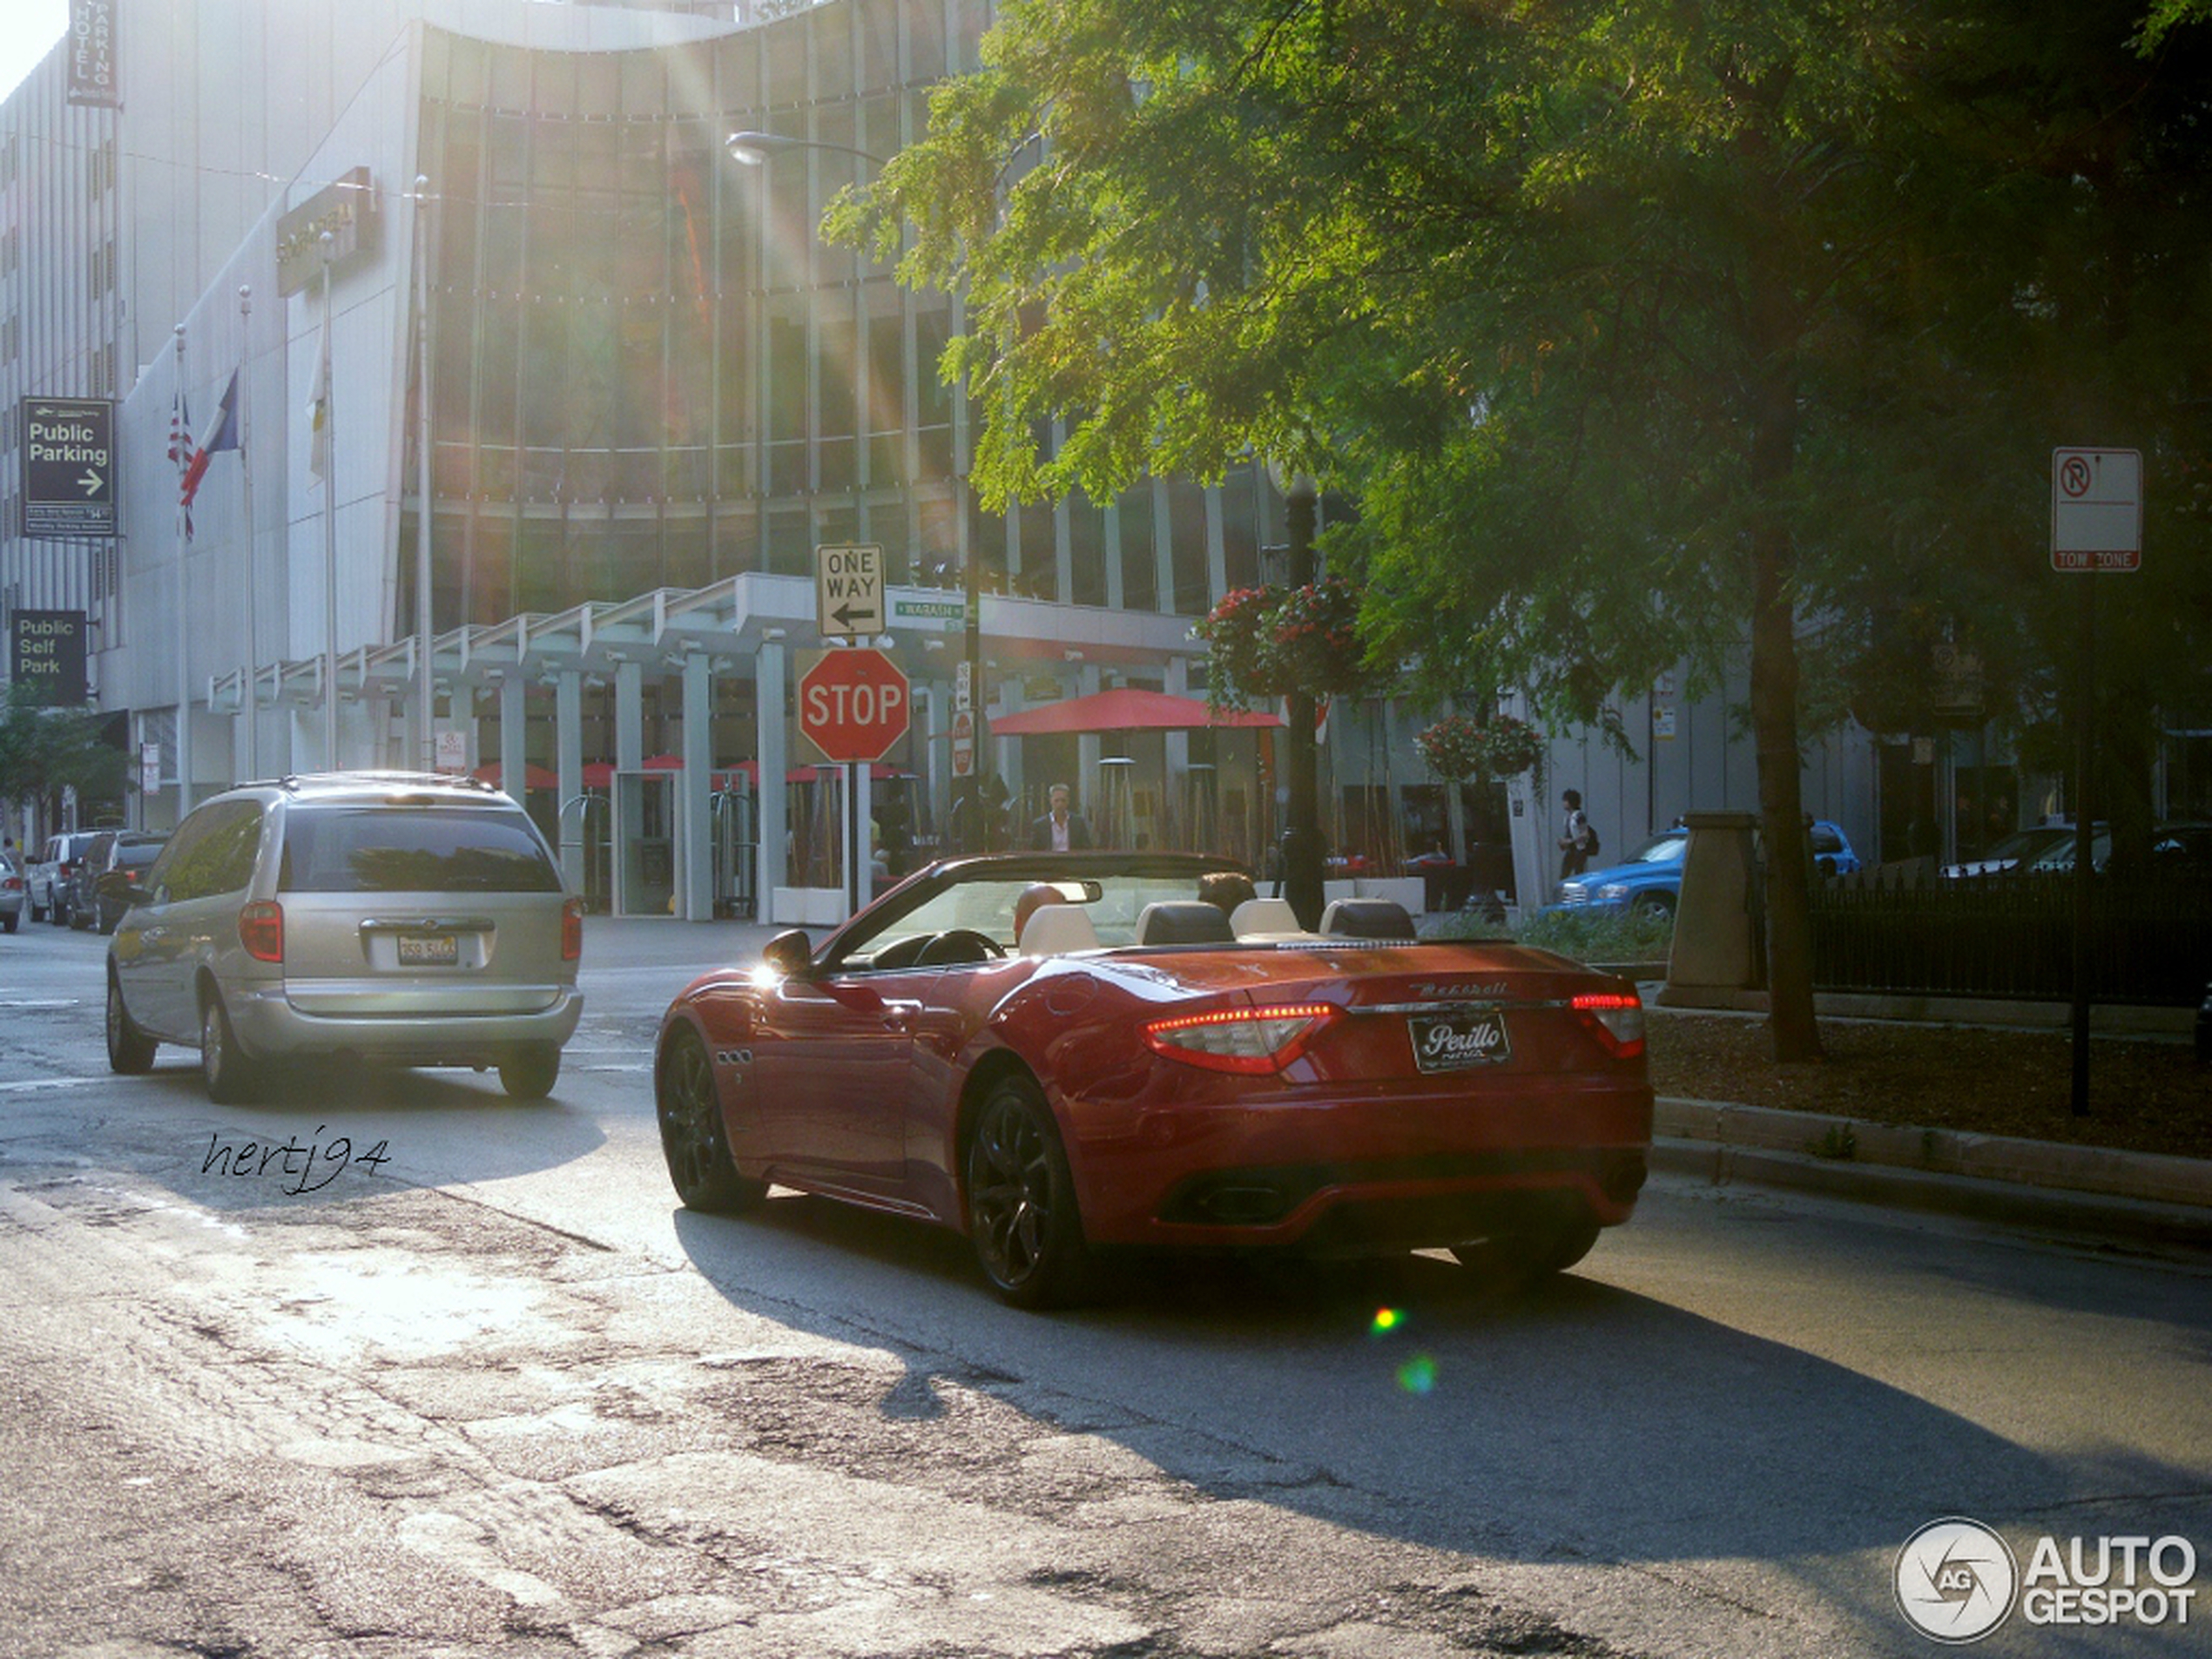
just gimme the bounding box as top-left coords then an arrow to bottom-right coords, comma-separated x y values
1019,904 -> 1100,956
1135,900 -> 1236,947
1318,897 -> 1417,941
1229,896 -> 1304,938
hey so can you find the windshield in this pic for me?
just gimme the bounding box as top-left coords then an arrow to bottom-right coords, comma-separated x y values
833,863 -> 1250,965
1624,833 -> 1687,866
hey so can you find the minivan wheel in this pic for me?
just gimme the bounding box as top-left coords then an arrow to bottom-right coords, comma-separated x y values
106,973 -> 156,1075
200,993 -> 261,1104
499,1043 -> 561,1100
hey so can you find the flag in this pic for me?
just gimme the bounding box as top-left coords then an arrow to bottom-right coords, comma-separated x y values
170,377 -> 194,537
307,308 -> 332,485
180,369 -> 239,509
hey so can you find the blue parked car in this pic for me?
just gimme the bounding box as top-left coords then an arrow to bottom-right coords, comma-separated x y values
1553,820 -> 1860,915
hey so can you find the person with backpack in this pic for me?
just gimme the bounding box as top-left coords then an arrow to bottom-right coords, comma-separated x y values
1558,789 -> 1599,881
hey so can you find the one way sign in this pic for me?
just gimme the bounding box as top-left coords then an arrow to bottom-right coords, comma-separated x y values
815,543 -> 886,642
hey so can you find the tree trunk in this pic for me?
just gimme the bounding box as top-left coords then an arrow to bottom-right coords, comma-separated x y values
1745,277 -> 1822,1062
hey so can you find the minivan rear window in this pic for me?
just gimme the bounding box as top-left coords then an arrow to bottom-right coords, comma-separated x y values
280,808 -> 561,894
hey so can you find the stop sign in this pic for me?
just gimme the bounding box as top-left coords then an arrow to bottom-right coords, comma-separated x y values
798,648 -> 911,764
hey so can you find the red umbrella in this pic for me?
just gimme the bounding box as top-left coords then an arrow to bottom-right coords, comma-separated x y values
988,686 -> 1283,737
471,761 -> 558,790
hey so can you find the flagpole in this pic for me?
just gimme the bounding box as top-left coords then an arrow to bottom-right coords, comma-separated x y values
173,324 -> 194,821
320,232 -> 339,769
415,175 -> 435,773
238,285 -> 258,779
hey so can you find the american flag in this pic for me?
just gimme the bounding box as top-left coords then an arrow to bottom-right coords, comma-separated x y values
169,379 -> 194,537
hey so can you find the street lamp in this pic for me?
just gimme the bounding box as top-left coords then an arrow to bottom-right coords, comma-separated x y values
726,129 -> 990,855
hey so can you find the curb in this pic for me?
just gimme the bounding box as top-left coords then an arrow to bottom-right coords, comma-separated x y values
1652,1097 -> 2212,1250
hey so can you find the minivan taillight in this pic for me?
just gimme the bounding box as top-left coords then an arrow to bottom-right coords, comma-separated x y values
561,896 -> 584,961
239,900 -> 285,963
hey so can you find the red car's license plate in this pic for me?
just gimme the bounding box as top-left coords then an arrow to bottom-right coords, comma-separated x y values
1409,1009 -> 1510,1071
397,933 -> 460,966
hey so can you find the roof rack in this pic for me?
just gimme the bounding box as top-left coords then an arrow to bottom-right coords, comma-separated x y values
233,770 -> 501,796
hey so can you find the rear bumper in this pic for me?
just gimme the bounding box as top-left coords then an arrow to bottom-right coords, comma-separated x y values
1067,1079 -> 1654,1250
228,983 -> 583,1064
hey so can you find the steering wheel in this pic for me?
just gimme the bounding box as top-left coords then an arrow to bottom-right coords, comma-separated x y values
914,927 -> 1006,967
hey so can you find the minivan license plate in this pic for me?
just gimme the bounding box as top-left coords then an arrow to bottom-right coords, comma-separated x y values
1409,1009 -> 1509,1071
398,933 -> 459,967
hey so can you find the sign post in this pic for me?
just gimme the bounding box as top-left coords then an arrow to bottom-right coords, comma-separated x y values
2052,447 -> 2142,1119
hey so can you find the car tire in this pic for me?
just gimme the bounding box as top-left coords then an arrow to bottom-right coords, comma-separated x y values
498,1043 -> 562,1101
964,1073 -> 1093,1311
105,972 -> 156,1075
1631,892 -> 1675,917
199,991 -> 261,1105
1450,1212 -> 1601,1290
49,896 -> 70,927
654,1026 -> 763,1212
1,909 -> 17,934
70,898 -> 93,930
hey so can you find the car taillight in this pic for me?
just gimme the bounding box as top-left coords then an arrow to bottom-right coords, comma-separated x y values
239,900 -> 285,963
1143,1003 -> 1337,1075
1572,991 -> 1644,1058
2,875 -> 20,893
561,896 -> 584,961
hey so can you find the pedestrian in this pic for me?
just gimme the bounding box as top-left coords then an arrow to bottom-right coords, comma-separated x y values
1558,789 -> 1596,881
1028,782 -> 1094,852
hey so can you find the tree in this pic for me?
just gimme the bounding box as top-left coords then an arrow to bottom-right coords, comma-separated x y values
839,0 -> 2211,1059
0,682 -> 129,830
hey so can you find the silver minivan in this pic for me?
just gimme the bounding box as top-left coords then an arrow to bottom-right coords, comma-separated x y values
105,772 -> 584,1102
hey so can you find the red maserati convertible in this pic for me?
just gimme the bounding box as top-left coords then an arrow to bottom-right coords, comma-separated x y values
654,853 -> 1652,1308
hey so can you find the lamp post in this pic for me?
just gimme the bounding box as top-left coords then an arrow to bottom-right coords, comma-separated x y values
1278,469 -> 1324,928
725,130 -> 991,855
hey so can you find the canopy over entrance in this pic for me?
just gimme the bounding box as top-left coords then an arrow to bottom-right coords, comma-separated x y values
989,686 -> 1282,737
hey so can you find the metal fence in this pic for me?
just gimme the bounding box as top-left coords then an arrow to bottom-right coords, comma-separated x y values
1808,873 -> 2212,1005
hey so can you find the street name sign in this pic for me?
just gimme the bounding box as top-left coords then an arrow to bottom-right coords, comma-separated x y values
815,543 -> 885,641
2052,447 -> 2141,572
798,648 -> 911,765
20,398 -> 117,540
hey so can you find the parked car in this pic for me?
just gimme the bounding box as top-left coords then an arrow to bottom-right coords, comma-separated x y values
67,832 -> 168,931
1552,819 -> 1859,915
653,851 -> 1653,1308
105,772 -> 584,1103
1940,823 -> 2075,880
2020,822 -> 2212,878
0,850 -> 24,933
84,834 -> 171,934
28,829 -> 108,927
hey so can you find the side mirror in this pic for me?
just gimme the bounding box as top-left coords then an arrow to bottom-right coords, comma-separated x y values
761,928 -> 813,979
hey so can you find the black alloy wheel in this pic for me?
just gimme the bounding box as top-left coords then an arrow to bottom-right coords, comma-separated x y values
655,1026 -> 764,1213
105,972 -> 156,1075
199,992 -> 261,1105
965,1074 -> 1091,1310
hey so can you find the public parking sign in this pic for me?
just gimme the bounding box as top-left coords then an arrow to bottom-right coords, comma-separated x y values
20,398 -> 117,540
798,648 -> 911,765
2052,447 -> 2141,572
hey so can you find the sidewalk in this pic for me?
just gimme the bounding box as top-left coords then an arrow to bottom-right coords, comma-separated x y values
1650,1096 -> 2212,1250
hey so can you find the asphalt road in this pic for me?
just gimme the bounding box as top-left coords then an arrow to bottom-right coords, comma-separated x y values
2,915 -> 2207,1658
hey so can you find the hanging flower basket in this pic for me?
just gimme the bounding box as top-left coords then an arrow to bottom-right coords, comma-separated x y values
1197,579 -> 1374,708
1416,711 -> 1546,782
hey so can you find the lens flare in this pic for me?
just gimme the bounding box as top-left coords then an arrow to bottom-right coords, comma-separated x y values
1397,1354 -> 1439,1395
1369,1307 -> 1402,1335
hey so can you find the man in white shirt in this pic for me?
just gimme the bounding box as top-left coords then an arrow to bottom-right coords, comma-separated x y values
1028,783 -> 1094,852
